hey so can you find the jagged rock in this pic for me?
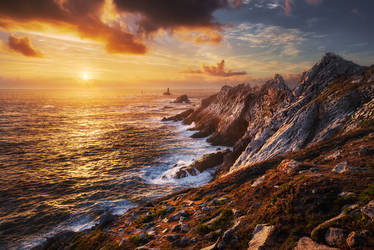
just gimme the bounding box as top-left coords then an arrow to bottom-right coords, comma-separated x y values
346,231 -> 365,248
294,237 -> 338,250
325,227 -> 345,246
361,200 -> 374,220
248,224 -> 274,250
277,159 -> 299,174
332,161 -> 349,173
168,210 -> 189,222
216,219 -> 242,249
173,94 -> 190,103
251,175 -> 265,187
162,108 -> 193,122
174,150 -> 229,179
209,53 -> 374,174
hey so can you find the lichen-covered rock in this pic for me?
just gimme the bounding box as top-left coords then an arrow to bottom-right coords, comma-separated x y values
247,224 -> 274,250
294,237 -> 338,250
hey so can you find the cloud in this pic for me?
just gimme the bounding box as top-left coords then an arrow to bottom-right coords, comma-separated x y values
184,60 -> 247,77
284,0 -> 319,15
113,0 -> 239,33
0,0 -> 241,54
0,0 -> 143,54
8,34 -> 43,57
284,0 -> 294,16
227,23 -> 307,56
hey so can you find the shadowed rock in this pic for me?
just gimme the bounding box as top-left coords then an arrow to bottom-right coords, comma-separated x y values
173,94 -> 190,103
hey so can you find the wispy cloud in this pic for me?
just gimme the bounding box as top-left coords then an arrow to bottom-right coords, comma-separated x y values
226,23 -> 308,56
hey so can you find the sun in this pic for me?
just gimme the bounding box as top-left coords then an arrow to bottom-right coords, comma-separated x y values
82,73 -> 89,80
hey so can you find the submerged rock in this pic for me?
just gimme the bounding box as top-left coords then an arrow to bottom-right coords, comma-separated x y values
248,224 -> 275,250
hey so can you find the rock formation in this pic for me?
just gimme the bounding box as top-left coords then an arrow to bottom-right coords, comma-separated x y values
38,53 -> 374,250
173,94 -> 191,103
179,53 -> 374,175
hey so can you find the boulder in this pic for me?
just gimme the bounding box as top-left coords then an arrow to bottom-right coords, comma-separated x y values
324,227 -> 345,246
173,94 -> 190,103
294,237 -> 338,250
277,159 -> 300,174
168,210 -> 189,222
331,161 -> 349,173
361,199 -> 374,220
248,224 -> 275,250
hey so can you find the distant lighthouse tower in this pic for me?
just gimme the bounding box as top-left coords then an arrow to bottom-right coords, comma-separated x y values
163,88 -> 171,95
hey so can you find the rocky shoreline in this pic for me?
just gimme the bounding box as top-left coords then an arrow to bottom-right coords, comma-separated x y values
35,53 -> 374,249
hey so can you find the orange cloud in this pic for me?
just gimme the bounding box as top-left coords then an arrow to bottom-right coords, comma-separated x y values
284,0 -> 294,16
184,60 -> 247,77
0,0 -> 241,54
8,35 -> 43,57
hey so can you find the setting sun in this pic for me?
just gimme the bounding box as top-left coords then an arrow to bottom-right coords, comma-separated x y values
82,73 -> 89,80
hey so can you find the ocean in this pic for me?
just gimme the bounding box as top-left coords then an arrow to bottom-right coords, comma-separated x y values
0,89 -> 221,249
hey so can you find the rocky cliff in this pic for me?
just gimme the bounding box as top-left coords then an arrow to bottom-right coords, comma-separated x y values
182,53 -> 374,175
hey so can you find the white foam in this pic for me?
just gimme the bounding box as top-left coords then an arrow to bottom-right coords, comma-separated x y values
144,121 -> 230,188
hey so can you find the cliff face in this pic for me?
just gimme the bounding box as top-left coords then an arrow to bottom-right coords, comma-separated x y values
183,53 -> 374,174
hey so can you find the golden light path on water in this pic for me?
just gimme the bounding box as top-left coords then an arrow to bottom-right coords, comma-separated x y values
0,88 -> 223,249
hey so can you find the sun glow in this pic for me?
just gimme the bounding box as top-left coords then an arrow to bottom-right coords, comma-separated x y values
82,73 -> 89,80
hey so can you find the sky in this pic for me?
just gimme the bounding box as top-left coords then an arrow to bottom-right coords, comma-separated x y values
0,0 -> 373,89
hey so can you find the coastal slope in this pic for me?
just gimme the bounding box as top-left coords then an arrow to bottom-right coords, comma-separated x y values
36,53 -> 374,250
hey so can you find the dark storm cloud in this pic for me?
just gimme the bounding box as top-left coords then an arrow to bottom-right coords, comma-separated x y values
113,0 -> 239,33
184,60 -> 247,77
8,34 -> 43,57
